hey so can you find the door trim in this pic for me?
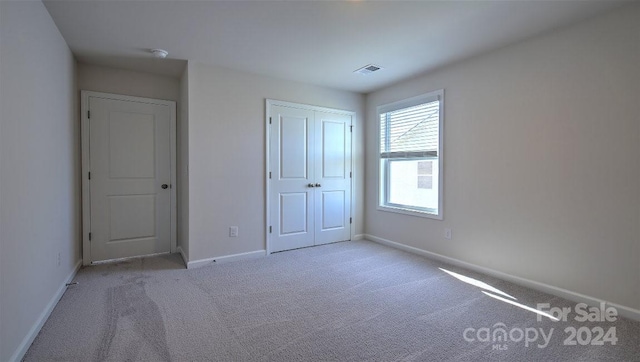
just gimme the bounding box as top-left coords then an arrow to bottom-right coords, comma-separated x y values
81,91 -> 177,265
265,99 -> 355,254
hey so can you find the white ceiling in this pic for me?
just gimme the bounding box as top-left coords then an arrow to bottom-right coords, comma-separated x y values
43,0 -> 627,94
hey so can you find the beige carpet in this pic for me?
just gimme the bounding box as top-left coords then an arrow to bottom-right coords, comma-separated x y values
24,240 -> 640,361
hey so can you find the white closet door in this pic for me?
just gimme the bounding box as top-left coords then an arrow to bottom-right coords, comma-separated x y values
268,102 -> 352,253
269,105 -> 315,253
314,111 -> 352,245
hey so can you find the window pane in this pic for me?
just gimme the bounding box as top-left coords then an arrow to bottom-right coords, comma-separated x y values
380,101 -> 439,155
388,159 -> 438,210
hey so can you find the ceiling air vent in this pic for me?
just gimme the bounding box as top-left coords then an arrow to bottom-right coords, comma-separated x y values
354,64 -> 383,75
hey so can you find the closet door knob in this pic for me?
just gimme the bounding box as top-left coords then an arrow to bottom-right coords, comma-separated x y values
307,183 -> 315,188
315,183 -> 321,187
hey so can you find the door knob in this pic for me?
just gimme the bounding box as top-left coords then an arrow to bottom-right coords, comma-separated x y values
161,184 -> 168,189
307,183 -> 315,188
315,183 -> 321,187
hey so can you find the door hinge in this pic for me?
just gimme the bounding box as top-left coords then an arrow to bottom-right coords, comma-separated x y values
88,172 -> 91,180
269,172 -> 272,179
269,117 -> 272,124
350,171 -> 352,178
87,110 -> 90,119
350,217 -> 352,224
350,125 -> 353,132
89,232 -> 92,241
269,226 -> 272,233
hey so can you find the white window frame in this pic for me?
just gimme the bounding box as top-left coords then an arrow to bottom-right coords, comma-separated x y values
377,89 -> 444,220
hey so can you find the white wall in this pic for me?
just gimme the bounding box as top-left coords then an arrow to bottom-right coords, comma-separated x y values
178,64 -> 190,258
188,64 -> 365,262
365,4 -> 640,311
77,63 -> 180,102
0,2 -> 80,361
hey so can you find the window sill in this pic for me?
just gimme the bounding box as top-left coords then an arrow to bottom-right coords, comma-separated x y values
377,205 -> 442,220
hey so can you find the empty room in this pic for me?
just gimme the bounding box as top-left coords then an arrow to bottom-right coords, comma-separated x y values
1,0 -> 639,361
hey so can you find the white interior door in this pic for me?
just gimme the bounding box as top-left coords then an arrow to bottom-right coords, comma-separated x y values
268,102 -> 352,253
269,105 -> 315,252
85,93 -> 175,262
314,112 -> 352,245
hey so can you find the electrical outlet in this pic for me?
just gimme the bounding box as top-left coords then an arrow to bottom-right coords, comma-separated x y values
229,226 -> 239,237
444,228 -> 452,240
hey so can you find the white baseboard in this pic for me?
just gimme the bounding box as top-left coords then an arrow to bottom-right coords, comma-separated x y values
186,250 -> 266,269
352,234 -> 365,241
364,234 -> 640,322
10,259 -> 82,362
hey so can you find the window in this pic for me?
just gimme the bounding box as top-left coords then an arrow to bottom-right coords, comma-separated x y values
378,90 -> 443,219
